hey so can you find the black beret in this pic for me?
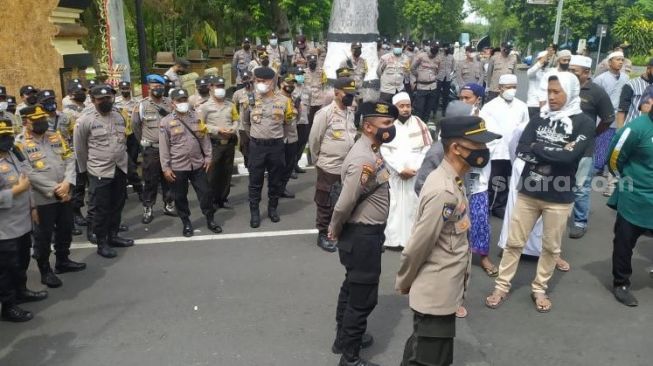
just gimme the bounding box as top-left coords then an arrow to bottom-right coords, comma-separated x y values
169,88 -> 189,100
440,115 -> 501,143
36,89 -> 56,102
20,85 -> 37,95
359,101 -> 398,120
333,77 -> 356,92
119,81 -> 131,88
196,77 -> 209,86
254,67 -> 276,80
351,42 -> 362,49
89,85 -> 115,97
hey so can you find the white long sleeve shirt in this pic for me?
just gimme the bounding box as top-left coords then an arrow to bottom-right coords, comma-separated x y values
480,96 -> 530,161
527,61 -> 547,107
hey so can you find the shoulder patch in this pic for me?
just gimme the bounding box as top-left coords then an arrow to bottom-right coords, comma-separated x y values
442,203 -> 456,221
360,164 -> 375,185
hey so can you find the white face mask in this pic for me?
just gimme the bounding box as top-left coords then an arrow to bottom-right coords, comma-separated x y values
270,39 -> 278,47
502,89 -> 517,101
175,102 -> 190,113
0,102 -> 7,111
393,47 -> 403,56
256,82 -> 270,94
214,88 -> 226,98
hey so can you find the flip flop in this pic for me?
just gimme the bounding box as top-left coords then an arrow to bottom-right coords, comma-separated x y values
531,293 -> 552,313
482,265 -> 499,277
485,290 -> 508,309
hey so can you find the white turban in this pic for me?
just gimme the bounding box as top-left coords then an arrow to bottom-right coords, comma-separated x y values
392,92 -> 411,105
607,51 -> 624,60
499,74 -> 518,85
570,55 -> 592,69
557,50 -> 572,58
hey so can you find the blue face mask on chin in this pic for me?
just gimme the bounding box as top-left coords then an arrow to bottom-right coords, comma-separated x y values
295,75 -> 305,84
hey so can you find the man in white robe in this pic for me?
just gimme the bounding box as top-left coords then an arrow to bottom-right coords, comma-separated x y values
380,92 -> 432,249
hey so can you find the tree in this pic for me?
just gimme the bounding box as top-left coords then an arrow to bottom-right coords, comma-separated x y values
613,5 -> 653,57
467,0 -> 519,45
378,0 -> 465,41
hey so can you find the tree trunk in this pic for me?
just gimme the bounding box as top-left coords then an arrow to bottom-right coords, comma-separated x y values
270,0 -> 293,60
324,0 -> 380,99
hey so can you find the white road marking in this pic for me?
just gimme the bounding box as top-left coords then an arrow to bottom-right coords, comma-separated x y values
70,228 -> 319,250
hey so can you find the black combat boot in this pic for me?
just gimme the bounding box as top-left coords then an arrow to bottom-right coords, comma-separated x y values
16,289 -> 48,304
54,256 -> 87,274
97,238 -> 117,258
73,208 -> 87,226
206,215 -> 223,233
1,304 -> 33,322
38,261 -> 62,288
317,230 -> 337,253
182,218 -> 194,237
109,231 -> 134,248
250,203 -> 261,228
268,198 -> 280,223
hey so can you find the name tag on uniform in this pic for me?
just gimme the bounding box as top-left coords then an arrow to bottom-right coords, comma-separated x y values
29,152 -> 44,161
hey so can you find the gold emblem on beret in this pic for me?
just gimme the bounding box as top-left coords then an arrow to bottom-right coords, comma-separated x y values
375,104 -> 389,114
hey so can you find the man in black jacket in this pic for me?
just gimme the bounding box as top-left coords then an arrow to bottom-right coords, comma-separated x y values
485,72 -> 595,313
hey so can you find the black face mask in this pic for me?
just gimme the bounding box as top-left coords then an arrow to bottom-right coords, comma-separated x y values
309,62 -> 317,70
460,146 -> 490,168
32,119 -> 49,135
244,44 -> 251,51
151,88 -> 164,98
97,100 -> 113,114
198,86 -> 210,95
559,63 -> 570,71
0,135 -> 15,152
341,93 -> 354,107
353,50 -> 362,58
73,93 -> 86,103
6,106 -> 16,114
262,59 -> 270,67
375,125 -> 396,144
43,101 -> 57,112
121,91 -> 131,98
26,95 -> 37,105
283,86 -> 295,94
430,48 -> 438,56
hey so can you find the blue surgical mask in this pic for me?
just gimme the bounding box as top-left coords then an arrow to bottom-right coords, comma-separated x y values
295,75 -> 305,84
393,47 -> 403,56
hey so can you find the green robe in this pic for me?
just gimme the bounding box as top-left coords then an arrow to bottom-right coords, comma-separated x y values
607,113 -> 653,229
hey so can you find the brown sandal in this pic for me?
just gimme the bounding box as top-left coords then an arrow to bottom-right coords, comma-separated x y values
555,258 -> 570,272
482,265 -> 499,277
531,293 -> 552,313
485,290 -> 508,309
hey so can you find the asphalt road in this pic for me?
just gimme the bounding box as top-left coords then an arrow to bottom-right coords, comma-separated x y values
0,166 -> 652,366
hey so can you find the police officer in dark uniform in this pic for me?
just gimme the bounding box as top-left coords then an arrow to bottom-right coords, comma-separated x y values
327,101 -> 398,366
0,116 -> 48,322
132,75 -> 176,223
242,66 -> 295,228
21,106 -> 86,288
160,89 -> 222,236
74,85 -> 134,258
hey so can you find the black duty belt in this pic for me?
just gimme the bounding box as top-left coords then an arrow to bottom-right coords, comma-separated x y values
343,223 -> 386,235
250,137 -> 283,146
211,136 -> 237,145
